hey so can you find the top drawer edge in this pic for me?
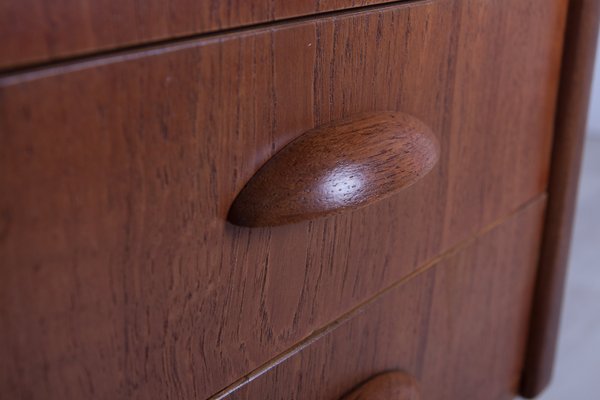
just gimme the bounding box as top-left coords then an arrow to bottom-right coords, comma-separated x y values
0,0 -> 427,72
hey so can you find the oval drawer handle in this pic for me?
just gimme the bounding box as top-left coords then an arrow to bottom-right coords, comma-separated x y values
340,371 -> 421,400
228,111 -> 439,227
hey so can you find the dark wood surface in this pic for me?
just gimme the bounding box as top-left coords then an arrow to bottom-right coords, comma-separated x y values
520,0 -> 600,397
215,198 -> 546,400
0,0 -> 410,70
0,0 -> 565,399
340,372 -> 420,400
229,112 -> 439,227
0,1 -> 567,398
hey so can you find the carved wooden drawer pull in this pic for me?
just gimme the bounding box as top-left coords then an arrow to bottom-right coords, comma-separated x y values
228,112 -> 439,227
341,371 -> 421,400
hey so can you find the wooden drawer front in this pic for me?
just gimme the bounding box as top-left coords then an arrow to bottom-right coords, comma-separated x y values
218,197 -> 546,400
0,1 -> 563,399
0,0 -> 415,69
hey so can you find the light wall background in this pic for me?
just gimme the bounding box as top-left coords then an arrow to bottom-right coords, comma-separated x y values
587,35 -> 600,136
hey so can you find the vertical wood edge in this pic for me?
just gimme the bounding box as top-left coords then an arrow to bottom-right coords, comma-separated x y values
519,0 -> 600,397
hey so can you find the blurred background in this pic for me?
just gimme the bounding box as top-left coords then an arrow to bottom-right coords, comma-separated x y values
537,34 -> 600,399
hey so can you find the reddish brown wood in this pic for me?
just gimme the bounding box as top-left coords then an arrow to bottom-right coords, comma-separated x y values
229,112 -> 439,227
520,0 -> 600,397
340,372 -> 420,400
215,198 -> 547,400
0,1 -> 566,399
0,0 -> 409,70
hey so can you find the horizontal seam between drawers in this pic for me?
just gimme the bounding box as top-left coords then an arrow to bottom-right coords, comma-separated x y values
0,0 -> 431,81
208,193 -> 549,399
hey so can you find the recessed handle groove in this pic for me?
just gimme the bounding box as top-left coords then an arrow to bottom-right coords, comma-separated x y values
228,111 -> 439,227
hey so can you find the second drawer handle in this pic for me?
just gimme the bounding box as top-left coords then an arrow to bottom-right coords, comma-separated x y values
340,371 -> 421,400
228,111 -> 439,227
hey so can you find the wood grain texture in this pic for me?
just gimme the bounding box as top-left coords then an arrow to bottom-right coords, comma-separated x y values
340,371 -> 420,400
229,112 -> 439,226
216,198 -> 547,400
0,0 -> 409,70
0,1 -> 566,398
520,0 -> 600,397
